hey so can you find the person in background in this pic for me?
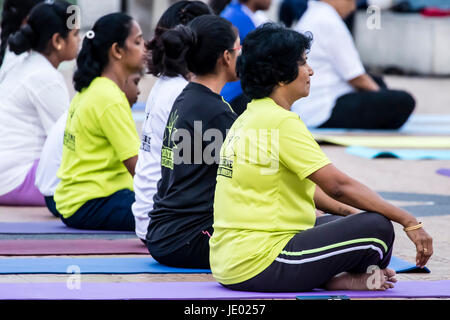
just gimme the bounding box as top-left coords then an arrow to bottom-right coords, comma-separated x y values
291,0 -> 415,129
36,72 -> 143,217
210,23 -> 432,292
133,1 -> 212,243
0,0 -> 44,83
278,0 -> 308,27
220,0 -> 272,116
146,15 -> 239,268
54,13 -> 145,231
0,1 -> 80,206
209,0 -> 232,14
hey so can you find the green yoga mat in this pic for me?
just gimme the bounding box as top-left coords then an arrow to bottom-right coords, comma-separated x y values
312,135 -> 450,148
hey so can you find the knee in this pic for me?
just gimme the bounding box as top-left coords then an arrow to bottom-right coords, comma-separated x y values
361,212 -> 394,244
394,91 -> 416,115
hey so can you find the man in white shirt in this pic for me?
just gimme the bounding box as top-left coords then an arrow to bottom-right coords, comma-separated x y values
292,0 -> 415,129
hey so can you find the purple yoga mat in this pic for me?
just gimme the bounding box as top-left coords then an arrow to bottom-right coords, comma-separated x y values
1,280 -> 449,300
0,221 -> 134,234
437,168 -> 450,177
0,239 -> 148,255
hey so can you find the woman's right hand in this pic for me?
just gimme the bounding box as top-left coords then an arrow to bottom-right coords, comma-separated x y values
405,227 -> 433,268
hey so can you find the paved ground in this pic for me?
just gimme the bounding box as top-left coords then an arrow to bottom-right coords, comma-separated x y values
0,74 -> 449,300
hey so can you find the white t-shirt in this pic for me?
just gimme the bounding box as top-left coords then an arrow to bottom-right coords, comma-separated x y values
132,76 -> 188,240
241,4 -> 271,27
291,1 -> 365,127
0,47 -> 28,84
35,112 -> 67,197
0,51 -> 69,196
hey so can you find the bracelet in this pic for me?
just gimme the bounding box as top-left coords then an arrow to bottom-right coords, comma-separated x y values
403,222 -> 423,232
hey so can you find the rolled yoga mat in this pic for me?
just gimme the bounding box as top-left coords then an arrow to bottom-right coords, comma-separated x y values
0,256 -> 428,274
0,239 -> 148,255
0,221 -> 134,234
346,146 -> 450,160
0,280 -> 448,300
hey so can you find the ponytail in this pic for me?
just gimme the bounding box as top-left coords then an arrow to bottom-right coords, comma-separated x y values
7,1 -> 72,56
153,25 -> 196,78
154,15 -> 237,77
185,15 -> 237,76
146,0 -> 211,78
73,13 -> 133,92
0,0 -> 44,66
8,24 -> 36,55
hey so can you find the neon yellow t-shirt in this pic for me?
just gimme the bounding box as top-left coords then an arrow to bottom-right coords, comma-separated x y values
210,97 -> 331,285
54,77 -> 140,218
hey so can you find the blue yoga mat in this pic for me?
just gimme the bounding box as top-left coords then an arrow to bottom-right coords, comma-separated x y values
346,146 -> 450,160
388,256 -> 430,273
0,257 -> 210,274
0,256 -> 428,274
131,102 -> 146,111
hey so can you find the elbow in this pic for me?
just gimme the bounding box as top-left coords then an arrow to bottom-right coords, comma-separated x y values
330,188 -> 344,200
327,183 -> 346,200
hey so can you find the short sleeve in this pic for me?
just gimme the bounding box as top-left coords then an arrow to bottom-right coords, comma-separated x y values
324,19 -> 365,81
99,104 -> 140,161
279,116 -> 331,180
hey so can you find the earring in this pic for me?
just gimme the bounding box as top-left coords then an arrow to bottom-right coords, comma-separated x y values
57,45 -> 62,50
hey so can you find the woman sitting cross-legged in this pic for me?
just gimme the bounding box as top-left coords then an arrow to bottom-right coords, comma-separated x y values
133,0 -> 212,243
54,13 -> 146,231
0,0 -> 80,206
209,23 -> 433,292
146,15 -> 240,268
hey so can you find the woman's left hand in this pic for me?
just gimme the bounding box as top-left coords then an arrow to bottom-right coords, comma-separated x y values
405,227 -> 433,268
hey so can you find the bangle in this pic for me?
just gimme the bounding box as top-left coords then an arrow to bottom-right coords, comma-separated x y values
403,222 -> 423,232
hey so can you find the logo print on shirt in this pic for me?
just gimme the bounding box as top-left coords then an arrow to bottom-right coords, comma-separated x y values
161,110 -> 179,170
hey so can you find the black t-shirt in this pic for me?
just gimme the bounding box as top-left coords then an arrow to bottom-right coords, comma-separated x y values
146,82 -> 237,257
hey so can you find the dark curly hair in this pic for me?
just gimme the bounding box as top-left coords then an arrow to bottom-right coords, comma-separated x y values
146,1 -> 212,78
237,23 -> 312,100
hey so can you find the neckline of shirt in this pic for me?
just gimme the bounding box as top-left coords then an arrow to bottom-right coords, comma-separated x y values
28,51 -> 57,70
248,97 -> 290,112
186,81 -> 224,100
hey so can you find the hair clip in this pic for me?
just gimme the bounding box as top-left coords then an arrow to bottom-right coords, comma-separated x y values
45,0 -> 55,5
86,30 -> 95,40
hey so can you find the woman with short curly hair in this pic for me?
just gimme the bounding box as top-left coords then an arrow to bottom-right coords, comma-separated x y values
210,23 -> 433,292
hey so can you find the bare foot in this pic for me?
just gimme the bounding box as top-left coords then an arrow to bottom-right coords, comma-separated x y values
325,268 -> 397,291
